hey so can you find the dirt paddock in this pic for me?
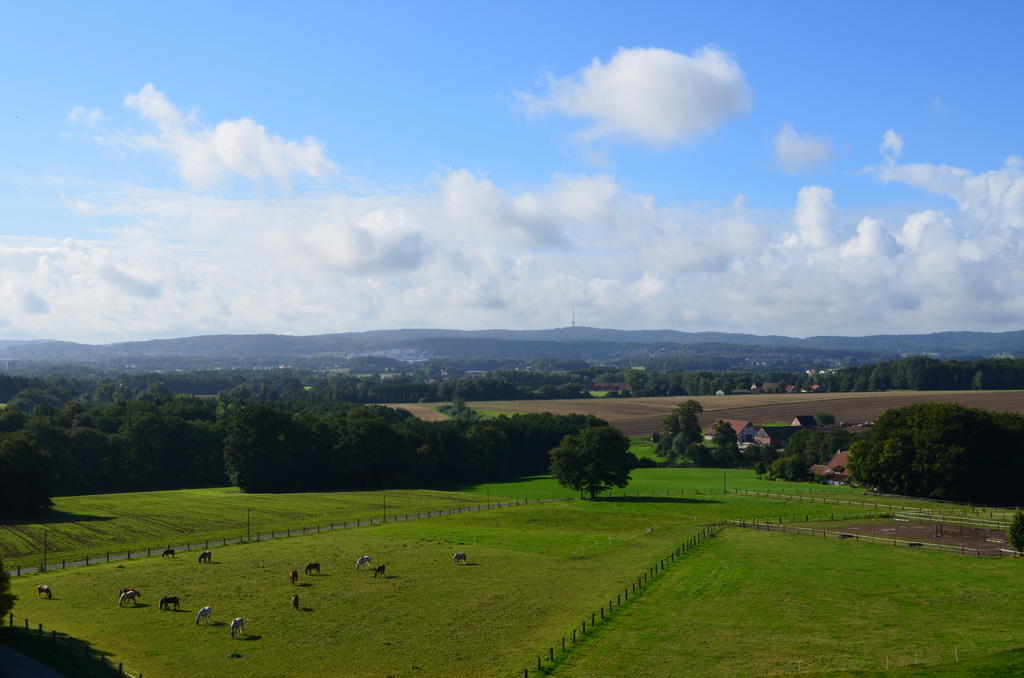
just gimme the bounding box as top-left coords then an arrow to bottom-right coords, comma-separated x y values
827,518 -> 1011,554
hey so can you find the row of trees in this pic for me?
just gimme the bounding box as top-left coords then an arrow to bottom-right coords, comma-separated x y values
0,394 -> 613,515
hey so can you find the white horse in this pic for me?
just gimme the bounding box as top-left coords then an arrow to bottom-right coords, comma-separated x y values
118,590 -> 141,607
453,552 -> 468,564
230,617 -> 245,639
355,555 -> 372,569
195,606 -> 213,625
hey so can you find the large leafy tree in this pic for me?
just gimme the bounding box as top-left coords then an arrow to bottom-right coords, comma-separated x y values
549,426 -> 632,499
0,433 -> 54,517
710,420 -> 740,468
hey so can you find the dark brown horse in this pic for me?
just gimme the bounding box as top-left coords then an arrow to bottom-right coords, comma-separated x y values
304,562 -> 320,575
159,595 -> 180,610
37,585 -> 52,599
289,569 -> 299,585
198,550 -> 212,563
373,563 -> 386,578
162,548 -> 175,558
292,594 -> 299,610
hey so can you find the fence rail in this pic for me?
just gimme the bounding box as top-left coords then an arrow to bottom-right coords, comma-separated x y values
5,496 -> 573,577
732,489 -> 1022,522
729,518 -> 1011,558
516,522 -> 727,677
3,611 -> 141,677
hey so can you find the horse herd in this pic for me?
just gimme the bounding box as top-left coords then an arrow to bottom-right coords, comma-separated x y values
31,549 -> 471,642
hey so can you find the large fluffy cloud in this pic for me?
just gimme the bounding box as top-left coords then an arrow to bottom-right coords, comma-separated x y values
520,46 -> 751,145
94,84 -> 335,189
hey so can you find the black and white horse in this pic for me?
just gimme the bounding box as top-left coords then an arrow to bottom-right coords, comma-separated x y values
453,552 -> 468,564
198,550 -> 212,564
36,585 -> 52,599
355,555 -> 372,569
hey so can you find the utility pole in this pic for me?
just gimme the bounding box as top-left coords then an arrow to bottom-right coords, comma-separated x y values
246,509 -> 251,541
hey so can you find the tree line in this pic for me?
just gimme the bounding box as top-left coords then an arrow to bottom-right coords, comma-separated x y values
0,395 -> 611,517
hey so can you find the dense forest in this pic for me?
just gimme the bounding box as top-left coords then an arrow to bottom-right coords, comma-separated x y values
0,394 -> 610,518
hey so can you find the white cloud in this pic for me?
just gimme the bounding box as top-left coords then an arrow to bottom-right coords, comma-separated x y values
68,105 -> 104,127
108,84 -> 335,189
871,155 -> 1024,229
773,122 -> 833,173
520,46 -> 751,146
790,186 -> 836,249
839,217 -> 899,258
880,130 -> 904,161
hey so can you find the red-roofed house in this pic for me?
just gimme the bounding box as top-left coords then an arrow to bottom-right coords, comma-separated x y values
810,449 -> 851,484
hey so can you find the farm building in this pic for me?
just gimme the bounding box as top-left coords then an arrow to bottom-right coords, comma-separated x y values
810,449 -> 851,484
704,419 -> 758,444
791,415 -> 818,427
753,425 -> 803,449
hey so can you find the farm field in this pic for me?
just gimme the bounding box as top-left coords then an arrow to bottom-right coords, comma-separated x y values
552,528 -> 1024,677
445,390 -> 1024,436
2,469 -> 876,571
7,495 -> 827,678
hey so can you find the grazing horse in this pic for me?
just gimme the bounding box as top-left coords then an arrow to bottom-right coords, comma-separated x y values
195,606 -> 212,625
118,590 -> 141,607
453,552 -> 468,564
289,569 -> 299,585
198,550 -> 212,564
292,594 -> 299,610
305,562 -> 320,575
230,617 -> 245,639
162,548 -> 175,558
159,596 -> 180,611
355,555 -> 372,570
373,563 -> 386,578
36,585 -> 52,599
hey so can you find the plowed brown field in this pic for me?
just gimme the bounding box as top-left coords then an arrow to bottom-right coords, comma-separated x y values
390,390 -> 1024,436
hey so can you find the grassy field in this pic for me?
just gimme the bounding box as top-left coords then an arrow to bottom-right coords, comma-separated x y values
1,470 -> 875,571
6,497 -> 762,678
552,527 -> 1024,677
6,474 -> 1019,677
0,488 -> 489,571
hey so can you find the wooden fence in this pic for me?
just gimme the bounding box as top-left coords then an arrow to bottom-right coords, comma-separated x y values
3,611 -> 141,677
6,496 -> 573,577
516,522 -> 727,677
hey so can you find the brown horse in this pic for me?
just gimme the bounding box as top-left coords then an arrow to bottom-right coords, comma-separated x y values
198,550 -> 212,563
292,594 -> 299,610
289,569 -> 299,585
304,562 -> 320,575
159,595 -> 180,610
162,548 -> 175,558
373,563 -> 386,578
37,585 -> 52,599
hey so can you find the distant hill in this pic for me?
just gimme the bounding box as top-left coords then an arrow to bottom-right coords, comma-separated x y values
1,327 -> 1022,370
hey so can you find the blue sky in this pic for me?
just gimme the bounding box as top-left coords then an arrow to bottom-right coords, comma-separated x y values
2,1 -> 1023,342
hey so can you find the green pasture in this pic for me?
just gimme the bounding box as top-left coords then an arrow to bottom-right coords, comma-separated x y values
553,528 -> 1024,677
0,488 -> 488,572
2,469 -> 959,572
7,498 -> 723,678
628,435 -> 658,461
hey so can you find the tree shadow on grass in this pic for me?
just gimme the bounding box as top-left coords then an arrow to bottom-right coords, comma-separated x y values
6,509 -> 116,526
592,496 -> 720,504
